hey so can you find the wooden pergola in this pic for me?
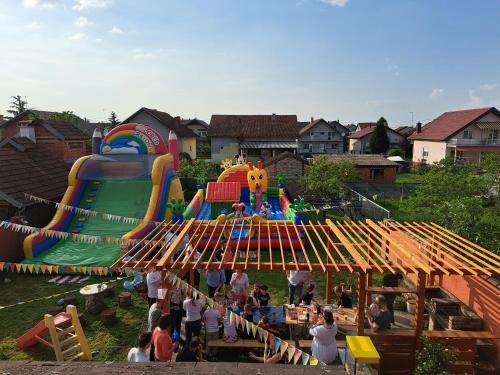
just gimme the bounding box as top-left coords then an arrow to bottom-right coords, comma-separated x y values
113,218 -> 499,337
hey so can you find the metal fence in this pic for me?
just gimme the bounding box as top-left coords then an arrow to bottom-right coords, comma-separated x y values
342,186 -> 391,221
347,183 -> 420,200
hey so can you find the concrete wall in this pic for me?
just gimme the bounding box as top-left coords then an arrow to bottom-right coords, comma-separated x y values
412,140 -> 447,164
180,138 -> 197,159
264,156 -> 306,179
350,130 -> 403,154
211,137 -> 239,163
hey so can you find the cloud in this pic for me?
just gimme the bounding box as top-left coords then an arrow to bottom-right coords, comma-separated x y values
67,32 -> 87,41
467,84 -> 500,107
27,21 -> 41,30
133,49 -> 156,60
108,26 -> 123,34
430,88 -> 444,99
320,0 -> 349,7
387,63 -> 400,77
23,0 -> 61,8
75,16 -> 92,28
73,0 -> 112,11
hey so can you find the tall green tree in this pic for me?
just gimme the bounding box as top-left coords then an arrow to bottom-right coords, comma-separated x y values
301,155 -> 360,196
369,117 -> 390,154
7,95 -> 28,117
108,111 -> 120,127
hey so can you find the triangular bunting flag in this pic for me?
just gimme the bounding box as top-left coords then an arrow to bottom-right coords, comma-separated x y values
21,264 -> 28,273
0,262 -> 4,271
268,334 -> 275,352
9,263 -> 15,271
309,357 -> 319,366
274,336 -> 281,354
71,266 -> 76,272
230,311 -> 236,325
103,267 -> 108,275
287,345 -> 296,362
40,265 -> 47,274
245,320 -> 252,335
293,349 -> 302,364
53,265 -> 59,274
280,340 -> 288,357
302,352 -> 310,365
251,323 -> 258,338
28,264 -> 34,273
15,263 -> 22,272
34,264 -> 41,274
92,267 -> 98,275
47,265 -> 53,274
81,266 -> 87,274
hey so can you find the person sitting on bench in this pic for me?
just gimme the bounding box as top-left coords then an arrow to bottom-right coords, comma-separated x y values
368,295 -> 391,332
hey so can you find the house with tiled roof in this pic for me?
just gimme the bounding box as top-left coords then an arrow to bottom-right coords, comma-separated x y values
409,107 -> 500,165
181,118 -> 209,157
0,137 -> 70,221
324,154 -> 400,183
208,114 -> 298,163
348,123 -> 404,154
122,107 -> 198,159
297,118 -> 347,156
0,115 -> 89,162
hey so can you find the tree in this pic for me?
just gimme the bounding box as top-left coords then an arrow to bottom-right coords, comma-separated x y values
301,155 -> 360,196
415,336 -> 457,375
49,111 -> 79,125
369,117 -> 390,154
7,95 -> 28,117
108,111 -> 119,127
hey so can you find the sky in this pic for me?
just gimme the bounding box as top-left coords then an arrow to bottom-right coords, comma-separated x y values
1,0 -> 499,126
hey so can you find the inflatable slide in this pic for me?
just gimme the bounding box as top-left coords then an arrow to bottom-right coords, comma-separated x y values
23,124 -> 183,267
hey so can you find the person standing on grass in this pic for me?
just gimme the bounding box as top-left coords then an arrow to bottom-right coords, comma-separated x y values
206,268 -> 225,298
230,269 -> 249,305
128,332 -> 152,362
148,300 -> 163,361
202,306 -> 222,356
309,310 -> 338,364
287,267 -> 305,305
299,283 -> 317,305
146,269 -> 162,307
169,285 -> 184,336
258,285 -> 271,307
152,315 -> 177,361
183,294 -> 203,344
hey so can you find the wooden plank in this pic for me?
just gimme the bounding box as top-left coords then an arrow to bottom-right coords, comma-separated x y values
326,271 -> 332,304
172,220 -> 210,269
267,221 -> 273,270
356,271 -> 366,335
316,221 -> 353,272
422,330 -> 497,339
257,221 -> 261,271
397,222 -> 465,276
157,219 -> 196,268
366,220 -> 428,274
274,222 -> 286,271
336,221 -> 383,273
346,221 -> 395,273
325,219 -> 370,272
231,221 -> 246,270
300,221 -> 326,272
284,223 -> 299,271
309,221 -> 339,272
366,287 -> 418,294
290,222 -> 313,271
414,273 -> 427,336
216,220 -> 236,270
244,221 -> 253,270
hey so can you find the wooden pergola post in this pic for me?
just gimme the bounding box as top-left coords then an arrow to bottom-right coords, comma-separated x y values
160,268 -> 171,316
366,271 -> 373,306
356,271 -> 366,335
326,270 -> 332,304
414,272 -> 427,336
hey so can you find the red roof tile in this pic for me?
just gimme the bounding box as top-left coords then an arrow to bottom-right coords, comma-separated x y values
206,182 -> 241,202
348,124 -> 401,140
0,138 -> 70,207
409,107 -> 498,141
208,115 -> 298,138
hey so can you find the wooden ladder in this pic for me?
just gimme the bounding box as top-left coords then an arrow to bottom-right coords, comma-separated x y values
43,305 -> 92,361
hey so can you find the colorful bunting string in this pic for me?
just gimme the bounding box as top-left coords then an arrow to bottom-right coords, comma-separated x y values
25,194 -> 162,227
163,271 -> 323,366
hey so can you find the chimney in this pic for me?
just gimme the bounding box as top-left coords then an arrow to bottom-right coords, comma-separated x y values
271,113 -> 276,121
416,122 -> 422,133
310,117 -> 314,123
18,120 -> 36,142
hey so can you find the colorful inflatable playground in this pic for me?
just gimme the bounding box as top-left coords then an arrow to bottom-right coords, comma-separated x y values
19,123 -> 310,269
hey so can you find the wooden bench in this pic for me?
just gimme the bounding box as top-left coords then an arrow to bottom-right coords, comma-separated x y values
207,339 -> 347,350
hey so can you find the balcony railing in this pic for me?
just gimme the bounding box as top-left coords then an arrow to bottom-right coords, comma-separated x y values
448,138 -> 500,146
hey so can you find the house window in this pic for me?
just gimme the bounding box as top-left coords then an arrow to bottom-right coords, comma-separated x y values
331,143 -> 338,149
319,144 -> 325,152
303,143 -> 311,151
370,168 -> 385,180
319,132 -> 325,136
463,130 -> 472,139
327,131 -> 335,140
456,151 -> 464,158
422,148 -> 429,157
198,130 -> 207,137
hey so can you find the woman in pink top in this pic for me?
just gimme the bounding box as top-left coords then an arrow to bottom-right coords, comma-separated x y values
152,315 -> 177,361
230,269 -> 249,305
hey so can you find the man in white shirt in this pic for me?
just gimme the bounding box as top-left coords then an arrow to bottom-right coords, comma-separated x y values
127,332 -> 152,362
287,268 -> 305,305
146,269 -> 162,307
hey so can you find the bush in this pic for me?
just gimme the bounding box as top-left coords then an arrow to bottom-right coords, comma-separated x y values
394,295 -> 407,312
416,336 -> 457,375
179,152 -> 192,162
388,149 -> 404,157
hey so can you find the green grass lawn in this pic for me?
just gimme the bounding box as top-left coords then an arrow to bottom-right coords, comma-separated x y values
0,266 -> 383,361
395,171 -> 424,184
